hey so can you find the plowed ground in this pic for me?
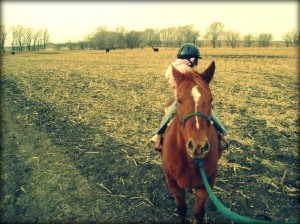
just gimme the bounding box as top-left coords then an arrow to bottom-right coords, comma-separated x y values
1,48 -> 299,223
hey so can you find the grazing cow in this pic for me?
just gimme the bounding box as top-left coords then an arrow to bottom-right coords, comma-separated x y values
105,48 -> 110,53
152,47 -> 159,52
11,51 -> 15,55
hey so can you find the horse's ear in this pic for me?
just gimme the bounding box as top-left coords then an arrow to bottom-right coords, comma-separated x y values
171,64 -> 183,83
202,61 -> 215,83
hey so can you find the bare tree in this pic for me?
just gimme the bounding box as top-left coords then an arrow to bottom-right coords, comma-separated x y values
224,30 -> 241,48
32,29 -> 42,51
109,31 -> 118,49
78,41 -> 87,50
15,25 -> 25,51
258,33 -> 273,47
174,26 -> 185,47
93,26 -> 109,50
115,26 -> 126,49
0,25 -> 9,52
42,29 -> 50,50
142,28 -> 160,47
243,34 -> 255,47
54,43 -> 66,51
292,30 -> 300,46
125,31 -> 142,48
282,29 -> 299,47
181,24 -> 200,45
10,26 -> 19,51
205,22 -> 224,48
282,32 -> 294,47
159,27 -> 177,47
190,30 -> 200,45
66,41 -> 76,50
24,27 -> 33,51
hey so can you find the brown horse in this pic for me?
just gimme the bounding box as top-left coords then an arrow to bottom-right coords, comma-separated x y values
161,61 -> 220,224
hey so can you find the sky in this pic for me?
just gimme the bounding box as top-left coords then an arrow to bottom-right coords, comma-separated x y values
1,1 -> 299,43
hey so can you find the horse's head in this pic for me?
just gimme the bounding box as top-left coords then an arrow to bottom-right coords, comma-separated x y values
172,61 -> 215,159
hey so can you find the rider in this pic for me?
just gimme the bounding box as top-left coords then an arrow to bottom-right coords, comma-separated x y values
153,43 -> 230,152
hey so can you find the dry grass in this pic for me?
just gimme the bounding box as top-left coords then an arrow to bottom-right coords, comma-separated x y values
1,47 -> 299,223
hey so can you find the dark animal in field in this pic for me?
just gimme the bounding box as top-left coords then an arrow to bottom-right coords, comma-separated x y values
152,47 -> 159,52
160,61 -> 219,224
11,51 -> 15,55
105,48 -> 110,53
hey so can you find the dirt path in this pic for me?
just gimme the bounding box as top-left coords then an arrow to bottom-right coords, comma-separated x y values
1,95 -> 121,222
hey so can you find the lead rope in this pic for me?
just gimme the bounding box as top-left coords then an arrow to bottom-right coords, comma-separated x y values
194,159 -> 298,224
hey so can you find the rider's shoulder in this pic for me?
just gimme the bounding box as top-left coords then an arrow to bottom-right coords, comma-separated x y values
171,59 -> 193,75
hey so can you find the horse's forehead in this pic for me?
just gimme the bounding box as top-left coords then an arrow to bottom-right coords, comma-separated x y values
191,86 -> 201,102
177,77 -> 210,99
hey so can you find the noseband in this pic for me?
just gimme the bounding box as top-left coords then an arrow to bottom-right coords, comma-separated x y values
180,112 -> 212,128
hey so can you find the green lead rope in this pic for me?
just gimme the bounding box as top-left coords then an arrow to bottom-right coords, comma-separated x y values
194,159 -> 298,224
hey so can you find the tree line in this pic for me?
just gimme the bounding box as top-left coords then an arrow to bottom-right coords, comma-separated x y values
1,22 -> 299,52
0,25 -> 50,52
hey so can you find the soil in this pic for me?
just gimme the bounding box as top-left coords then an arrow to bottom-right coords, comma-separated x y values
1,49 -> 299,224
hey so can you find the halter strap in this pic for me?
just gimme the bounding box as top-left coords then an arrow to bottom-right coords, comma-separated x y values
180,112 -> 212,128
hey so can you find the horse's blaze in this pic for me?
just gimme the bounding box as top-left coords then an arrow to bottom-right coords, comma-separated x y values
191,86 -> 201,130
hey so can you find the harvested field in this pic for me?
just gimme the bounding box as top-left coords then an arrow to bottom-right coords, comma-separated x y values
1,47 -> 299,223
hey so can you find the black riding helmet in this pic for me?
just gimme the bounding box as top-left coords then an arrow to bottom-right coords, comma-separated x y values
177,43 -> 202,67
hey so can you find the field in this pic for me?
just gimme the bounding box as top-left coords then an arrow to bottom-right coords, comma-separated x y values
1,47 -> 299,223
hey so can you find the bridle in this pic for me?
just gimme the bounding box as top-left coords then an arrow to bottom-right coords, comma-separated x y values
179,112 -> 212,128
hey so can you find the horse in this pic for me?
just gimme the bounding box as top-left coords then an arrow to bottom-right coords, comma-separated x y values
161,61 -> 220,224
152,47 -> 159,52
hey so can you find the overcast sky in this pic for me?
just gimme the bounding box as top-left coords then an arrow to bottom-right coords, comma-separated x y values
1,1 -> 299,43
